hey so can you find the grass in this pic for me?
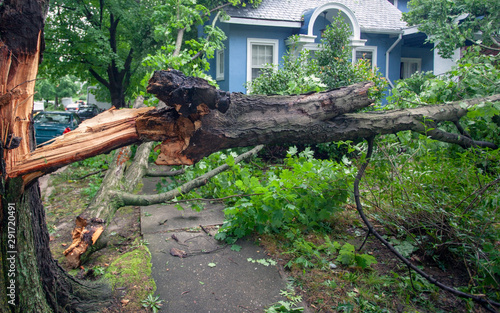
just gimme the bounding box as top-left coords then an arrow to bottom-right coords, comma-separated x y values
104,243 -> 157,312
257,215 -> 472,312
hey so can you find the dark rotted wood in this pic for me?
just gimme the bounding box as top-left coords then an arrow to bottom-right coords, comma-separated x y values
147,69 -> 231,115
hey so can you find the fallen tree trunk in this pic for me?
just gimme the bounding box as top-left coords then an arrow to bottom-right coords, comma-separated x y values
10,70 -> 500,185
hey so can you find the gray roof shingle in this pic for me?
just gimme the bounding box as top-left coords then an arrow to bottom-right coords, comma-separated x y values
225,0 -> 407,32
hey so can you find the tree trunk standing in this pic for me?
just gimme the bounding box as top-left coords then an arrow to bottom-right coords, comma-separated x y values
109,83 -> 126,109
1,1 -> 111,312
1,1 -> 48,310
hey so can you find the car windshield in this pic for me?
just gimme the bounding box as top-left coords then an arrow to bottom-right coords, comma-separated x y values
34,113 -> 71,124
80,106 -> 94,112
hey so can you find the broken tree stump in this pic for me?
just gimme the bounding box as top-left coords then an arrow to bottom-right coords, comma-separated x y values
64,216 -> 105,268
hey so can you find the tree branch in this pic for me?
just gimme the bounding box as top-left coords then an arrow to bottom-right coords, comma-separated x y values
353,137 -> 500,312
173,28 -> 186,57
111,145 -> 264,206
146,168 -> 185,177
191,11 -> 222,62
88,67 -> 110,89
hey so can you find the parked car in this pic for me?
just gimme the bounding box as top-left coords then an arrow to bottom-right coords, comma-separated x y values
65,101 -> 86,112
65,102 -> 80,112
76,104 -> 99,121
33,111 -> 81,146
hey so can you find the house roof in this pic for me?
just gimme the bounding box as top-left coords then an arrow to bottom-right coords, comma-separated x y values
224,0 -> 408,33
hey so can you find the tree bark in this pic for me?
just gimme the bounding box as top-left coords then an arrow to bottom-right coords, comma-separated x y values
10,70 -> 499,186
64,97 -> 155,268
63,142 -> 155,268
1,1 -> 112,312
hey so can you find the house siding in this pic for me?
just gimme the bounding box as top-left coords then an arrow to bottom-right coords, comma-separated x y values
360,33 -> 403,84
203,0 -> 438,98
401,46 -> 434,74
209,23 -> 296,93
210,28 -> 411,94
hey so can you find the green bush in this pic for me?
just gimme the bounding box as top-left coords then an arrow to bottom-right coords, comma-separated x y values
246,35 -> 324,95
365,134 -> 500,297
158,147 -> 354,242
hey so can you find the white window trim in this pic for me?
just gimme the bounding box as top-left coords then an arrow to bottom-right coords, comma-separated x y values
388,0 -> 399,8
216,49 -> 224,81
352,46 -> 377,70
401,57 -> 422,79
246,38 -> 279,83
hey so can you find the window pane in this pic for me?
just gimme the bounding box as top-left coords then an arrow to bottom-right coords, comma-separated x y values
400,59 -> 421,79
356,50 -> 372,63
218,51 -> 224,75
252,44 -> 274,67
249,42 -> 276,82
252,46 -> 259,66
219,57 -> 224,73
265,45 -> 273,63
252,68 -> 262,80
410,62 -> 419,73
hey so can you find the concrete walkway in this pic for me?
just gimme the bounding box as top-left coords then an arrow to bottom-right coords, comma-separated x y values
140,177 -> 289,312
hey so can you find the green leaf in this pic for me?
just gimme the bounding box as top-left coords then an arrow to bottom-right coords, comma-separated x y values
230,244 -> 242,251
226,154 -> 235,166
393,240 -> 417,258
355,254 -> 377,269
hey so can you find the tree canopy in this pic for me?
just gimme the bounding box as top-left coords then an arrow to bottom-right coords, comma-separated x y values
41,0 -> 262,108
42,0 -> 162,108
403,0 -> 500,58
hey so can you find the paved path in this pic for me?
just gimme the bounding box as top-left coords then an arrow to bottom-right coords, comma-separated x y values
140,177 -> 289,313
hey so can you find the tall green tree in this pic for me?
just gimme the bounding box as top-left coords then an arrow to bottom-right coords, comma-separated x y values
42,0 -> 161,108
42,0 -> 261,108
404,0 -> 500,58
35,75 -> 81,107
140,0 -> 262,91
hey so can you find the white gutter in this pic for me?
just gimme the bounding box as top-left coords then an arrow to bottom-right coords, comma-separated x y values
385,33 -> 402,88
223,17 -> 301,28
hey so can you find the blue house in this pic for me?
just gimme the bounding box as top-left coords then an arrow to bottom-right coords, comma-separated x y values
207,0 -> 459,94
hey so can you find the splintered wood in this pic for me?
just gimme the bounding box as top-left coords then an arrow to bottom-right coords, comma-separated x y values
10,106 -> 153,181
0,33 -> 41,179
64,216 -> 105,268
